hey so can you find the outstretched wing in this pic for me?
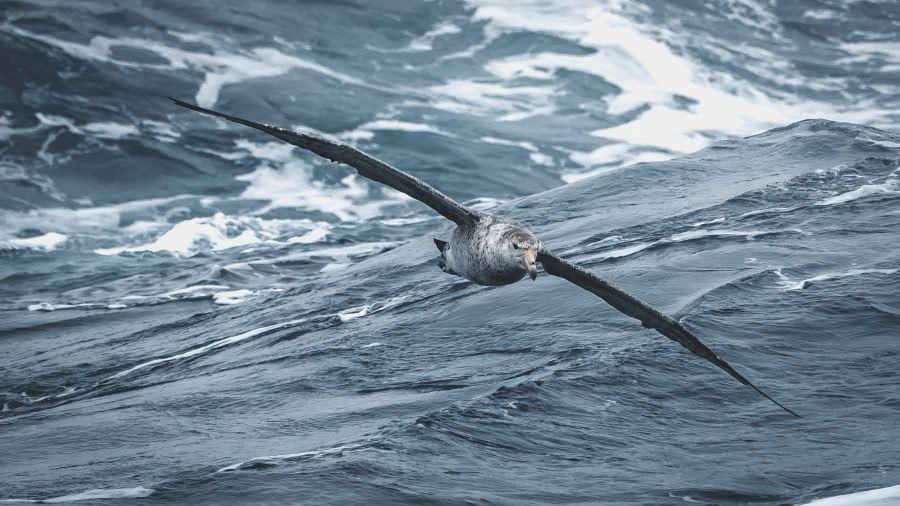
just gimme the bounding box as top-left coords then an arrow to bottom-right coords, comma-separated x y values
169,98 -> 480,226
538,249 -> 799,417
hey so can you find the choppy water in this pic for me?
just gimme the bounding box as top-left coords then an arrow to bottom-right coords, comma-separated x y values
2,1 -> 899,504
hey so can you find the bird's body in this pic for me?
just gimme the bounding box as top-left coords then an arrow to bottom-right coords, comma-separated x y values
438,214 -> 540,286
169,97 -> 800,418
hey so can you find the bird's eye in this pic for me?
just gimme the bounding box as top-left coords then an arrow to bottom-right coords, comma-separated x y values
512,243 -> 519,250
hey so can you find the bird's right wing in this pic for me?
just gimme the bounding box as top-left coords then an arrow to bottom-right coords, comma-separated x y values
169,98 -> 480,226
538,249 -> 799,417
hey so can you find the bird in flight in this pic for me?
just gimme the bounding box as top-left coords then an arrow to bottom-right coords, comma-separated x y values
169,97 -> 799,417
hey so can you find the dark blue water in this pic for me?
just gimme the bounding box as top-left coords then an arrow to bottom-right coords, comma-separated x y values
2,1 -> 899,504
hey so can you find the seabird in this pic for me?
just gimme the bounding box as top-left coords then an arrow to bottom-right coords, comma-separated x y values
169,97 -> 799,417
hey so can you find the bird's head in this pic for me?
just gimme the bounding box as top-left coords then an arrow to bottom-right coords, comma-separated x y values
503,229 -> 541,281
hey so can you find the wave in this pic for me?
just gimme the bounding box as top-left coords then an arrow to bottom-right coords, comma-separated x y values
94,212 -> 330,257
106,294 -> 407,381
460,0 -> 899,180
3,22 -> 367,109
217,441 -> 374,473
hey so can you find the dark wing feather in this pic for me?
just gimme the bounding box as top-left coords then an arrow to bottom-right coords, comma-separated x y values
538,249 -> 799,417
169,98 -> 479,226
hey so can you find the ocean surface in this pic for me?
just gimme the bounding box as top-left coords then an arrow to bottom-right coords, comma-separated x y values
2,0 -> 899,504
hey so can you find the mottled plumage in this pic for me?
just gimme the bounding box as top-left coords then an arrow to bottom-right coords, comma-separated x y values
437,215 -> 540,286
169,97 -> 799,418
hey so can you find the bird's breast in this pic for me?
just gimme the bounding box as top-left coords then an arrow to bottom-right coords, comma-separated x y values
445,222 -> 526,286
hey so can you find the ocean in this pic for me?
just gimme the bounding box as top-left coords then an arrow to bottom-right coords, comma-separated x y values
1,0 -> 899,503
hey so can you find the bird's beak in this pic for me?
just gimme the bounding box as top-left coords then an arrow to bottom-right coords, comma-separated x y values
523,249 -> 537,281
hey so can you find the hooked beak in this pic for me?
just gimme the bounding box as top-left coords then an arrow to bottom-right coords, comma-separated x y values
523,249 -> 537,281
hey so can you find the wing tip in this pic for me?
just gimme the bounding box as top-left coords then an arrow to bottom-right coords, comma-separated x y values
748,384 -> 801,418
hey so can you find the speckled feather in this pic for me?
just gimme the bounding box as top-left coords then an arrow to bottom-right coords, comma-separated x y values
441,215 -> 541,286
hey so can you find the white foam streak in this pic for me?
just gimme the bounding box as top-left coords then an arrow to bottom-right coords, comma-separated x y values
0,487 -> 154,504
399,21 -> 462,52
815,180 -> 900,206
7,232 -> 67,251
105,294 -> 405,380
95,212 -> 329,256
776,268 -> 897,291
213,289 -> 256,305
217,443 -> 366,472
350,119 -> 457,139
338,306 -> 369,322
107,317 -> 309,380
234,149 -> 408,221
339,296 -> 409,323
81,121 -> 139,139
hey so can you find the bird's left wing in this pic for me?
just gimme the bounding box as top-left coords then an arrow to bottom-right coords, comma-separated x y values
169,98 -> 480,226
538,249 -> 799,417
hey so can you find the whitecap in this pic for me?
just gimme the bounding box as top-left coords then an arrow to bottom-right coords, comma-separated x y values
248,241 -> 399,266
338,306 -> 369,322
463,0 -> 895,179
213,289 -> 255,305
95,212 -> 328,257
287,227 -> 329,244
7,232 -> 67,251
234,153 -> 409,221
815,180 -> 900,206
